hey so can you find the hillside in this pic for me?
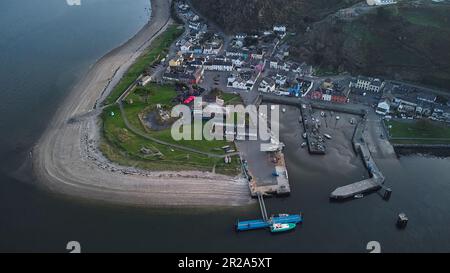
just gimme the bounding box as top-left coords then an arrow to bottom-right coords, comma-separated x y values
190,0 -> 450,90
292,3 -> 450,89
190,0 -> 359,33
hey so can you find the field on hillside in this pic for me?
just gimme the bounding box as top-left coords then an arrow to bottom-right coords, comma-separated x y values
295,3 -> 450,91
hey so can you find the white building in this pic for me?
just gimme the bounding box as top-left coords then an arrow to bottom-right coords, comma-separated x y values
227,74 -> 255,91
189,22 -> 201,31
138,75 -> 153,86
269,60 -> 278,69
203,46 -> 222,55
369,0 -> 397,6
275,73 -> 287,86
353,76 -> 384,92
235,33 -> 247,40
231,58 -> 245,68
203,59 -> 234,72
258,78 -> 276,93
273,25 -> 287,33
180,41 -> 192,53
376,100 -> 391,115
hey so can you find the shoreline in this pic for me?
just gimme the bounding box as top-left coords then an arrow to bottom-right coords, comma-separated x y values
31,0 -> 253,208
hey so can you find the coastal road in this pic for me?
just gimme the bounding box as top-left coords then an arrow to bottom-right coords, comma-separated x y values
33,0 -> 253,207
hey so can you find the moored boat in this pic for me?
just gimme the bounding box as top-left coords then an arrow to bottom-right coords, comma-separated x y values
270,223 -> 296,233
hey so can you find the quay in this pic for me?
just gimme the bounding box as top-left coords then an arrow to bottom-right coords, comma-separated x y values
239,95 -> 291,197
299,103 -> 326,154
246,150 -> 291,197
330,117 -> 386,199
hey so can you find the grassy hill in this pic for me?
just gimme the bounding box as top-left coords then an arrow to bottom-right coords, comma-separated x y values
190,0 -> 359,33
292,3 -> 450,89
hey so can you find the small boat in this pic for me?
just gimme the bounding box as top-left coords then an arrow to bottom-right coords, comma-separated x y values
302,133 -> 307,139
354,194 -> 364,199
270,223 -> 296,233
282,108 -> 286,113
275,213 -> 290,217
301,142 -> 307,148
323,134 -> 332,140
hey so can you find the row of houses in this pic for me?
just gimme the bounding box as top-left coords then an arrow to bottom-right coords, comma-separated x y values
269,58 -> 313,76
163,65 -> 204,85
178,35 -> 223,56
375,84 -> 450,122
227,72 -> 257,91
309,79 -> 350,103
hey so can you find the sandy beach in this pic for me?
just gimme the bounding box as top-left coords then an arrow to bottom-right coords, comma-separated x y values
32,0 -> 252,207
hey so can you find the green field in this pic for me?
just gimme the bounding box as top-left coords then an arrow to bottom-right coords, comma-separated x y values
122,85 -> 239,154
101,82 -> 242,175
101,104 -> 241,175
385,119 -> 450,144
105,24 -> 184,105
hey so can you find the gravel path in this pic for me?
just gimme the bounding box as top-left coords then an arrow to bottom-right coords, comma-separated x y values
32,0 -> 253,207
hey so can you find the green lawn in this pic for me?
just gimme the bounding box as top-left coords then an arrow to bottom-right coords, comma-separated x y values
105,25 -> 184,105
101,83 -> 241,175
386,119 -> 450,144
101,105 -> 240,175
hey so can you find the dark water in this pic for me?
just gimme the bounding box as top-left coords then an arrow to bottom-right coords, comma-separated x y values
1,1 -> 450,253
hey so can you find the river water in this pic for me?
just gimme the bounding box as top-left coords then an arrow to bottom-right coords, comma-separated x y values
1,0 -> 450,253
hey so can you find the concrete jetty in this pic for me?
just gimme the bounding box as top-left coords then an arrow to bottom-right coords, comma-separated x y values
299,103 -> 326,154
330,118 -> 385,200
330,179 -> 382,199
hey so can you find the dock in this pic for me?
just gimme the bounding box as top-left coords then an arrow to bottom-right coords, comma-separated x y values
236,193 -> 303,231
239,101 -> 291,197
299,103 -> 326,154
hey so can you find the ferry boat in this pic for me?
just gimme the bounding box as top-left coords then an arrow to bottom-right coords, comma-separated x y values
270,223 -> 296,233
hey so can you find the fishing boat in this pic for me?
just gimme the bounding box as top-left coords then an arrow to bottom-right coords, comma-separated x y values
270,223 -> 296,233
